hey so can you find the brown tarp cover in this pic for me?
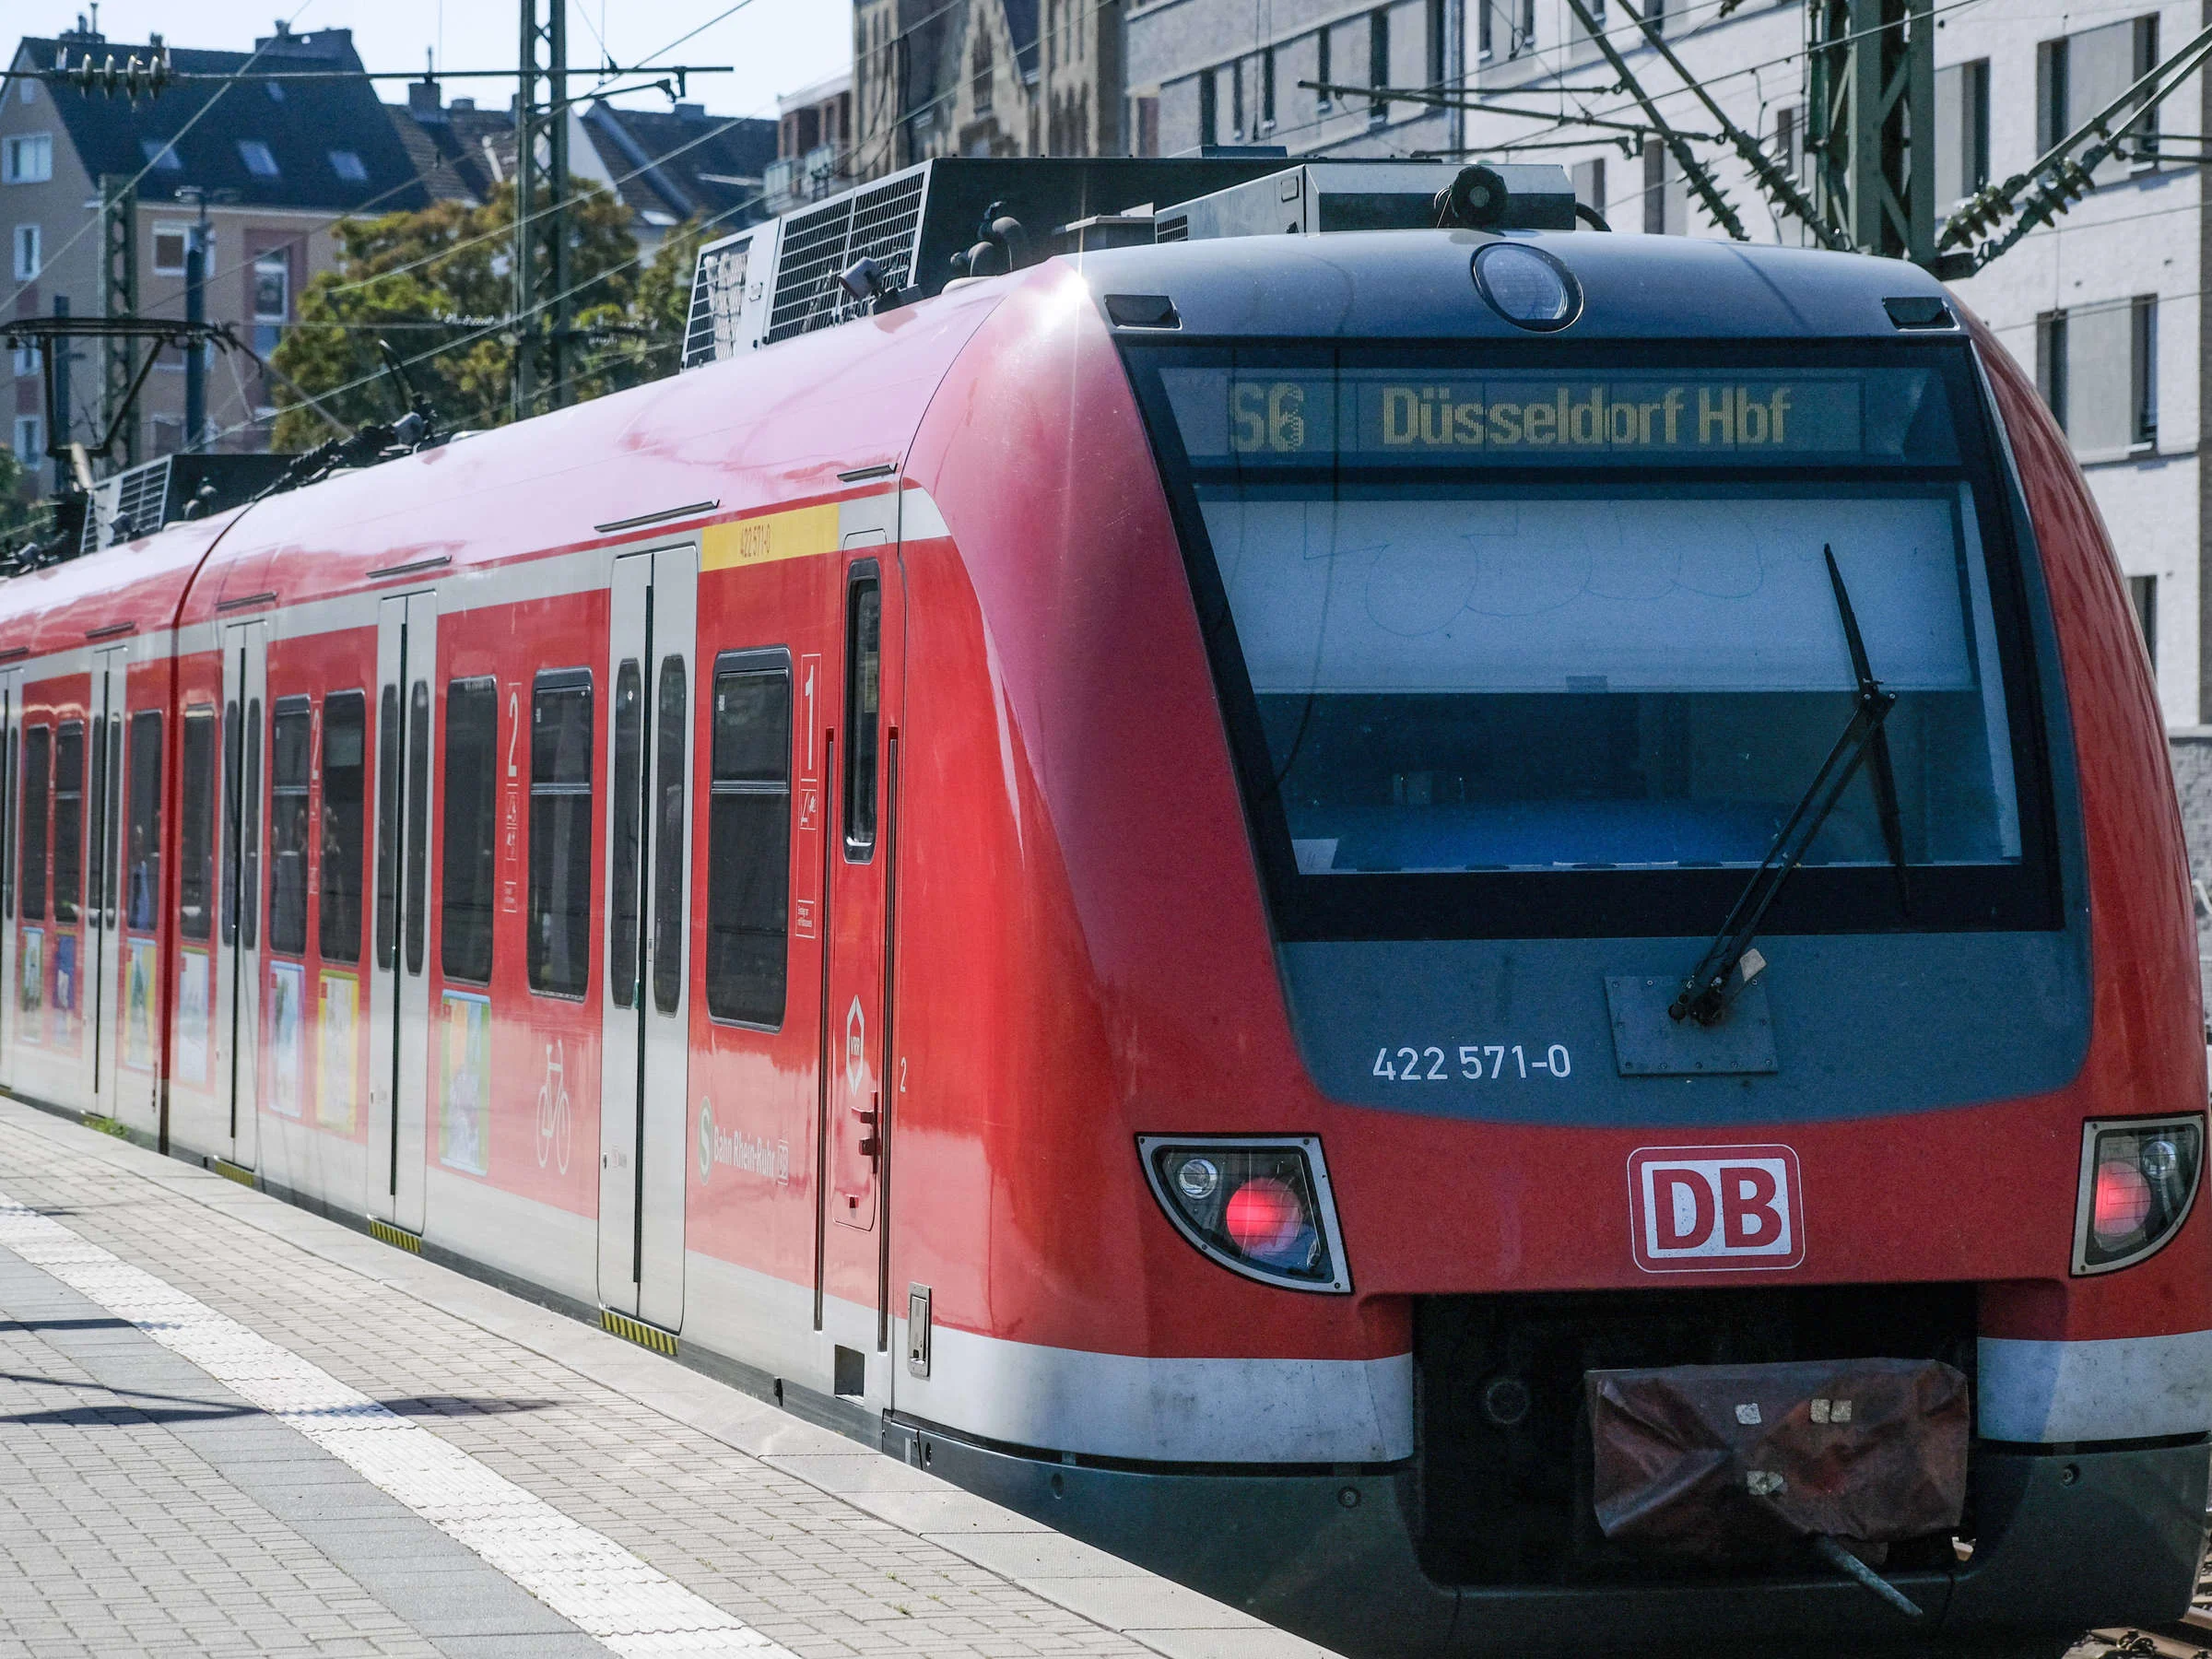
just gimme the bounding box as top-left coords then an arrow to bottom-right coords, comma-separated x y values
1587,1358 -> 1969,1560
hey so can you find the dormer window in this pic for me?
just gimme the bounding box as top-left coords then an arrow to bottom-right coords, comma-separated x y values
140,138 -> 182,171
238,139 -> 279,178
328,149 -> 366,182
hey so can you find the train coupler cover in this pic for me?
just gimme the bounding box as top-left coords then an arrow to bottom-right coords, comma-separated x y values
1586,1358 -> 1970,1563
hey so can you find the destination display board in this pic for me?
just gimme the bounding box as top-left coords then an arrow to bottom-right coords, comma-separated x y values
1159,366 -> 1959,468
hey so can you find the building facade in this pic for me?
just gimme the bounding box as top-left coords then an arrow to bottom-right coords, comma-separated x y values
765,71 -> 853,215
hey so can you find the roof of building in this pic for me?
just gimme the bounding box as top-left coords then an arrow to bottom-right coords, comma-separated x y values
581,102 -> 775,230
1003,0 -> 1040,79
11,26 -> 430,213
394,90 -> 516,206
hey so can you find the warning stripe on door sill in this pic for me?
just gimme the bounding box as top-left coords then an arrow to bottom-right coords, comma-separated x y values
601,1308 -> 679,1357
208,1158 -> 255,1188
367,1218 -> 421,1253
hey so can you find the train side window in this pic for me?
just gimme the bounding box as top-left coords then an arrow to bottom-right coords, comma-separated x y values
106,718 -> 122,924
527,668 -> 593,998
241,700 -> 261,949
53,721 -> 83,925
0,719 -> 12,920
124,712 -> 161,933
268,699 -> 312,955
221,701 -> 240,946
441,677 -> 498,983
404,681 -> 428,975
609,660 -> 642,1009
842,572 -> 880,861
375,686 -> 398,972
321,691 -> 367,964
88,713 -> 106,928
20,724 -> 48,921
705,651 -> 791,1029
179,708 -> 216,939
650,656 -> 687,1015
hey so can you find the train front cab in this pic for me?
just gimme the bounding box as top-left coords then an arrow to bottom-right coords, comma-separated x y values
883,239 -> 2212,1658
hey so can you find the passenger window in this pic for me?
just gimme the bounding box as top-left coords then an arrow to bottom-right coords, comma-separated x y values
404,681 -> 428,975
441,677 -> 498,983
268,698 -> 312,954
53,721 -> 83,925
241,700 -> 261,949
842,573 -> 880,860
321,691 -> 367,964
221,701 -> 240,946
125,712 -> 161,933
179,708 -> 216,940
19,724 -> 48,922
650,656 -> 687,1015
609,660 -> 642,1009
88,713 -> 106,928
375,685 -> 398,971
705,651 -> 791,1028
527,669 -> 593,998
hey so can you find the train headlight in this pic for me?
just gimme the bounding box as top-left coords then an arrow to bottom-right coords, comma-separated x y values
1137,1136 -> 1351,1293
2074,1115 -> 2204,1275
1473,242 -> 1582,332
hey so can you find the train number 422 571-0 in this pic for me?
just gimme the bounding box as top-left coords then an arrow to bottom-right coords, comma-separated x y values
1373,1043 -> 1571,1082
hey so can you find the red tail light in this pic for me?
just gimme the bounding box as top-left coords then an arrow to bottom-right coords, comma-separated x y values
2091,1159 -> 2152,1247
1138,1136 -> 1351,1293
2074,1116 -> 2203,1274
1224,1176 -> 1306,1258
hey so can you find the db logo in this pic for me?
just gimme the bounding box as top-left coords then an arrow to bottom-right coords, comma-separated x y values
1627,1145 -> 1805,1272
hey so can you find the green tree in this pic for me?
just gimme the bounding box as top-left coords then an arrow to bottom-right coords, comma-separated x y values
271,181 -> 644,449
0,440 -> 40,546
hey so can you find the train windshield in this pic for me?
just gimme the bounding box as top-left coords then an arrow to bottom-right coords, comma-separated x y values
1129,344 -> 2056,941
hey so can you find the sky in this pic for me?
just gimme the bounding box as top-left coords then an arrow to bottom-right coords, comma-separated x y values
30,0 -> 853,121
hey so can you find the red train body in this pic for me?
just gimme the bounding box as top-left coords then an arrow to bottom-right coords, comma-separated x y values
0,226 -> 2205,1655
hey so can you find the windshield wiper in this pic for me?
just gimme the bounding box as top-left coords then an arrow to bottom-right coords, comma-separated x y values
1670,547 -> 1900,1027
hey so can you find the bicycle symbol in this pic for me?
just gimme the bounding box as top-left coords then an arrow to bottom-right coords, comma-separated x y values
535,1040 -> 571,1174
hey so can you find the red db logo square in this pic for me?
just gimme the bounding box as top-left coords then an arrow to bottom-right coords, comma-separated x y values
1628,1145 -> 1805,1272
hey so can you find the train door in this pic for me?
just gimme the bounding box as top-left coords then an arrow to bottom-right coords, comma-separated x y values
597,544 -> 697,1330
818,554 -> 904,1394
369,594 -> 436,1234
85,648 -> 126,1118
216,622 -> 267,1171
0,665 -> 18,1091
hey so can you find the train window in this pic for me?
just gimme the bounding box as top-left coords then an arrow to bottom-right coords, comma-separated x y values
842,572 -> 880,861
105,718 -> 122,924
87,713 -> 106,929
608,660 -> 642,1009
441,677 -> 498,984
241,700 -> 261,949
0,718 -> 12,920
527,669 -> 594,999
375,685 -> 398,972
221,701 -> 240,946
650,656 -> 687,1015
705,651 -> 791,1029
124,712 -> 161,933
269,698 -> 312,955
321,691 -> 367,964
19,724 -> 48,921
53,721 -> 82,925
404,681 -> 428,975
179,708 -> 216,940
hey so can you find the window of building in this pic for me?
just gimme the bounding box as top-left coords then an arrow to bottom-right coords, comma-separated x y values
1428,0 -> 1446,82
1261,48 -> 1276,131
321,691 -> 366,963
13,415 -> 41,460
20,75 -> 36,104
2037,297 -> 2157,459
11,340 -> 33,377
18,724 -> 47,921
2128,574 -> 2157,670
328,148 -> 366,183
179,707 -> 215,940
1519,0 -> 1536,56
1135,93 -> 1160,155
268,697 -> 312,954
12,223 -> 38,281
153,224 -> 190,276
139,137 -> 182,172
252,250 -> 290,357
1936,60 -> 1991,205
3,133 -> 53,184
526,669 -> 593,998
1317,25 -> 1333,105
237,139 -> 280,179
53,721 -> 81,925
1369,10 -> 1390,122
706,651 -> 792,1028
972,32 -> 994,115
2040,18 -> 2158,178
441,677 -> 497,982
608,659 -> 642,1008
1774,105 -> 1804,179
1570,0 -> 1607,64
1573,157 -> 1606,220
1642,139 -> 1687,234
1200,67 -> 1218,147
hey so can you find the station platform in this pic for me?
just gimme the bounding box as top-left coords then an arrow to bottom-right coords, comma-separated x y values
0,1096 -> 1338,1659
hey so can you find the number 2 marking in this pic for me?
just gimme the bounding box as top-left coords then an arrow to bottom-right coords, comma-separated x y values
1396,1046 -> 1419,1082
1424,1046 -> 1446,1080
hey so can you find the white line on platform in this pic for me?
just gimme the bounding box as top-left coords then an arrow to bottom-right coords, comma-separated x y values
0,1193 -> 798,1659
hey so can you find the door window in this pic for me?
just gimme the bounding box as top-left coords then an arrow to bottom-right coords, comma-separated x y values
527,668 -> 594,998
180,708 -> 216,939
241,700 -> 261,949
19,724 -> 48,921
650,657 -> 687,1015
404,682 -> 428,975
105,720 -> 122,926
88,713 -> 106,927
53,722 -> 82,924
375,685 -> 398,972
321,691 -> 366,963
441,677 -> 498,983
706,651 -> 792,1028
842,574 -> 880,860
609,660 -> 642,1008
268,699 -> 312,954
221,700 -> 240,945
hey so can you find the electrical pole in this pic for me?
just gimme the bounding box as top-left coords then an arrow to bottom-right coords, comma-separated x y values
50,297 -> 70,497
177,185 -> 210,452
515,0 -> 571,420
1806,0 -> 1936,265
99,174 -> 137,471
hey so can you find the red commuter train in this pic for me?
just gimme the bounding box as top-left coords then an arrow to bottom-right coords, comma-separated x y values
0,184 -> 2206,1656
